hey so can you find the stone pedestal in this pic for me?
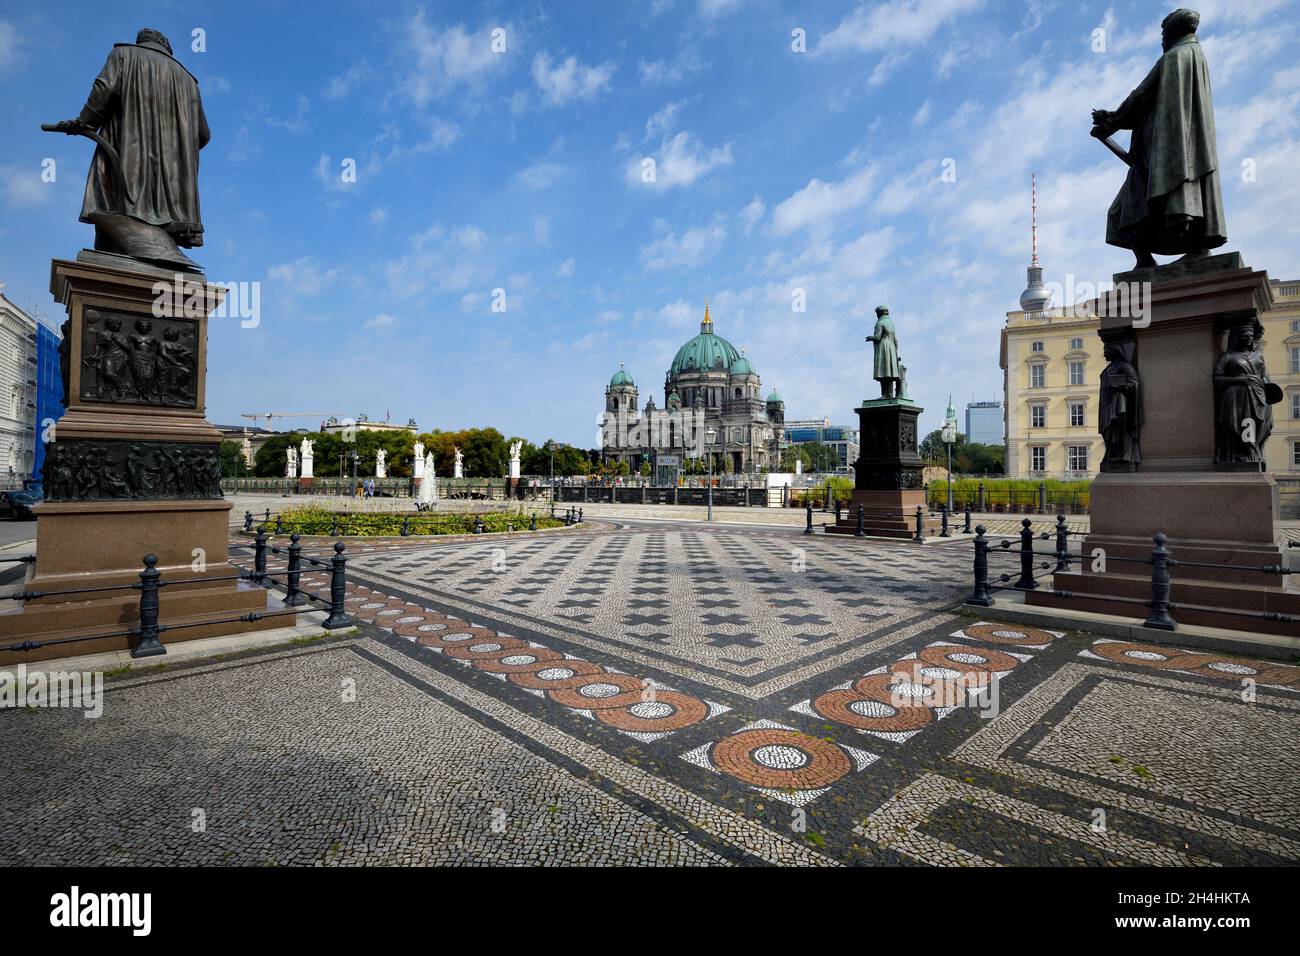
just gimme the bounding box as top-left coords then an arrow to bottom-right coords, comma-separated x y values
0,254 -> 285,664
1030,254 -> 1300,635
827,399 -> 940,539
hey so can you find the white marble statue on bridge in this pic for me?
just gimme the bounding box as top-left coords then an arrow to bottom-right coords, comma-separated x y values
413,441 -> 425,480
453,446 -> 463,479
375,448 -> 387,478
285,445 -> 297,479
509,440 -> 522,480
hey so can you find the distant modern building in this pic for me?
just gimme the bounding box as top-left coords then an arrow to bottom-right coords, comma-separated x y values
784,420 -> 860,473
0,284 -> 37,487
31,319 -> 65,490
965,401 -> 1003,446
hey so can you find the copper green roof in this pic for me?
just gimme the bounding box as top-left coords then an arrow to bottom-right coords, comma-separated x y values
610,366 -> 635,387
669,329 -> 741,376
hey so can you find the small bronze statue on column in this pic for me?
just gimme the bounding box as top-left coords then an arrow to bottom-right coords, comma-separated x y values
1099,339 -> 1142,472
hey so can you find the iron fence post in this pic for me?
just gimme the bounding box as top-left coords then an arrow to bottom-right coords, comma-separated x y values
1054,514 -> 1070,572
856,503 -> 865,538
1015,518 -> 1038,589
977,481 -> 985,512
835,501 -> 842,524
1144,532 -> 1177,631
578,508 -> 583,523
400,517 -> 410,536
913,505 -> 925,544
967,526 -> 994,606
243,510 -> 253,532
530,512 -> 538,531
963,504 -> 972,534
322,541 -> 351,629
274,514 -> 282,534
330,514 -> 340,537
132,553 -> 166,658
284,533 -> 307,606
940,504 -> 951,538
804,499 -> 814,534
254,527 -> 269,587
1037,481 -> 1047,514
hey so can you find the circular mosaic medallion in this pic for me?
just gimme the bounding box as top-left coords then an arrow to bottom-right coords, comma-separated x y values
476,647 -> 565,674
711,728 -> 850,791
546,673 -> 645,710
962,622 -> 1057,646
812,675 -> 933,733
506,659 -> 605,689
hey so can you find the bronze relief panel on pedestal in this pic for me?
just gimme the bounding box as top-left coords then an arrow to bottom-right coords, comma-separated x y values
76,306 -> 199,408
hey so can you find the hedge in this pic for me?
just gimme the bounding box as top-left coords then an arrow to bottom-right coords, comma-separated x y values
264,506 -> 564,537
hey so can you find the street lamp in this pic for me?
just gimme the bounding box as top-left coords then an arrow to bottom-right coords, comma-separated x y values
350,449 -> 359,490
705,427 -> 717,523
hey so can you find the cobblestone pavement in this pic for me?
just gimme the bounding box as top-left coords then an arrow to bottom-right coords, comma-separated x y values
2,520 -> 1297,866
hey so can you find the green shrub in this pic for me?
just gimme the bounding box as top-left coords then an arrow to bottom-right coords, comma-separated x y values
927,478 -> 1091,510
261,506 -> 564,537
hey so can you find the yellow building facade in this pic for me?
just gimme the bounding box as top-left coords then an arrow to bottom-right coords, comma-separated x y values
1000,278 -> 1300,479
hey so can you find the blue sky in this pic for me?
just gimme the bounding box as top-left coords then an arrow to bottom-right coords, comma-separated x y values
2,0 -> 1298,445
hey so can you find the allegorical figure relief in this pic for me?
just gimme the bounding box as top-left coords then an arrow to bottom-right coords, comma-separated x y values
42,441 -> 222,501
866,305 -> 902,399
1099,340 -> 1142,471
1213,321 -> 1282,469
44,28 -> 209,270
78,309 -> 198,406
1090,8 -> 1227,268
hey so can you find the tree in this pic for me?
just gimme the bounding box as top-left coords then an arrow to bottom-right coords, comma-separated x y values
955,442 -> 1004,475
919,429 -> 967,467
219,440 -> 249,478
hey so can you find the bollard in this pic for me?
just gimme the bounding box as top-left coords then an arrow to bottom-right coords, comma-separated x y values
264,508 -> 271,525
254,526 -> 269,587
940,504 -> 951,538
966,527 -> 994,606
330,515 -> 340,537
1015,518 -> 1038,589
1037,481 -> 1047,514
284,533 -> 307,606
1143,532 -> 1176,631
400,516 -> 411,537
274,514 -> 283,534
578,508 -> 584,523
913,505 -> 926,544
550,502 -> 555,519
322,541 -> 351,629
1054,515 -> 1070,572
132,553 -> 167,658
835,501 -> 842,524
856,504 -> 865,538
530,512 -> 538,531
243,510 -> 253,532
963,503 -> 972,534
804,499 -> 814,534
977,481 -> 985,512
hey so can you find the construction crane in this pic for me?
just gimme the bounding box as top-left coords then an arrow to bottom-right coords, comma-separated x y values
240,412 -> 336,433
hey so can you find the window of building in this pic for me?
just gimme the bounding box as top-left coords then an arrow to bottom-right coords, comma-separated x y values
1070,402 -> 1085,427
1294,441 -> 1300,468
1068,360 -> 1086,386
1030,364 -> 1045,388
1293,347 -> 1300,374
1292,392 -> 1300,420
1030,446 -> 1046,471
1030,404 -> 1046,428
1068,445 -> 1089,471
1291,319 -> 1300,333
1031,341 -> 1044,352
1070,337 -> 1083,350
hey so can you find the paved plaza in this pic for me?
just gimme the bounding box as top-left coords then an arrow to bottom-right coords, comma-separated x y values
2,519 -> 1298,866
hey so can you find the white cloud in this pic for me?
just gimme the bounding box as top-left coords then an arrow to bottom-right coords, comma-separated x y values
557,257 -> 576,277
698,0 -> 744,19
625,131 -> 734,191
266,257 -> 342,296
639,47 -> 703,85
368,207 -> 389,227
532,51 -> 616,106
645,100 -> 684,139
739,196 -> 765,235
770,164 -> 877,235
400,14 -> 509,106
384,225 -> 491,301
324,60 -> 371,101
0,164 -> 47,205
641,219 -> 727,271
817,0 -> 985,55
911,98 -> 932,127
363,313 -> 396,330
514,161 -> 565,190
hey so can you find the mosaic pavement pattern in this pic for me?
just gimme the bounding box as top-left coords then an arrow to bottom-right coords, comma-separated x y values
2,522 -> 1296,866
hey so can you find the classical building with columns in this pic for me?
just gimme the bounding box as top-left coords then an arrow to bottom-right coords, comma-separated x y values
601,303 -> 784,476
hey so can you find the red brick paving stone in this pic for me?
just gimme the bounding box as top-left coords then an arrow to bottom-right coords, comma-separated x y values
962,622 -> 1059,646
886,658 -> 989,700
474,646 -> 567,673
415,626 -> 501,651
594,691 -> 710,733
917,644 -> 1021,675
506,658 -> 606,690
1091,640 -> 1300,687
711,728 -> 851,791
546,672 -> 648,710
812,675 -> 933,733
441,636 -> 532,662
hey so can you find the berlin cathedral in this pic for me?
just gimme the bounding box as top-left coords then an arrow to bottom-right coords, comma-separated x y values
600,302 -> 784,477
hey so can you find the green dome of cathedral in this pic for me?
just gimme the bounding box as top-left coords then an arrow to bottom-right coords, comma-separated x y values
669,301 -> 741,376
729,355 -> 756,376
767,389 -> 783,403
610,364 -> 635,387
